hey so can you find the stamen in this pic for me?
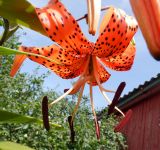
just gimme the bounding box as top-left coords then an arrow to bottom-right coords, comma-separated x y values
99,84 -> 115,93
65,76 -> 90,95
42,96 -> 50,131
90,85 -> 100,140
93,56 -> 115,93
114,109 -> 133,132
101,89 -> 125,117
71,83 -> 85,123
68,116 -> 75,143
49,75 -> 86,108
92,56 -> 124,116
49,56 -> 90,108
108,82 -> 126,115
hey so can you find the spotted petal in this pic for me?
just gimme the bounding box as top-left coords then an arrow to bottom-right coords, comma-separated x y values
35,0 -> 92,54
92,7 -> 138,58
10,45 -> 88,79
21,45 -> 86,65
100,42 -> 135,71
89,57 -> 111,85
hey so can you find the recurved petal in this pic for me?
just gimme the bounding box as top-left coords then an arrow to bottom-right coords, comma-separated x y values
100,42 -> 135,71
130,0 -> 160,60
50,58 -> 88,79
35,0 -> 92,54
10,54 -> 27,77
93,7 -> 138,58
89,58 -> 111,85
21,44 -> 86,65
17,45 -> 87,79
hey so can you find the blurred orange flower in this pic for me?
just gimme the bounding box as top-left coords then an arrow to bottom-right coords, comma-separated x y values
130,0 -> 160,60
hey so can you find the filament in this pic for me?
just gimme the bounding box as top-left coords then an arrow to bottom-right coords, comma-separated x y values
71,83 -> 85,123
89,85 -> 97,123
92,56 -> 125,116
49,75 -> 86,108
90,84 -> 100,140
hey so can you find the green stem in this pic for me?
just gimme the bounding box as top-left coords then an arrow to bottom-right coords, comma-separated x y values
0,18 -> 9,46
6,26 -> 19,41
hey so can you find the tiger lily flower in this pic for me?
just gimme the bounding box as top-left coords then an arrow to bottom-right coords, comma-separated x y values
130,0 -> 160,60
10,0 -> 138,137
87,0 -> 101,35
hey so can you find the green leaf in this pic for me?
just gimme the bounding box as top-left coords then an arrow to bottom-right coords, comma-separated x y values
0,141 -> 35,150
0,46 -> 61,64
0,0 -> 46,36
0,18 -> 3,26
0,110 -> 63,130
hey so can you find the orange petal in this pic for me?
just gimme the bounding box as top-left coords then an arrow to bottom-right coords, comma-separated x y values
21,44 -> 86,65
93,7 -> 138,58
52,58 -> 88,79
130,0 -> 160,60
18,45 -> 87,79
10,47 -> 27,77
35,0 -> 92,54
100,42 -> 135,71
89,57 -> 110,85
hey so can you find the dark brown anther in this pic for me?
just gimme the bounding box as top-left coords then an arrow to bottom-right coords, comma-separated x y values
114,109 -> 133,132
42,96 -> 50,131
68,116 -> 75,143
108,82 -> 126,115
64,89 -> 69,93
94,119 -> 100,140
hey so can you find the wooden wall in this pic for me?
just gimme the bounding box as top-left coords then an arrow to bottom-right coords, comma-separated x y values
121,92 -> 160,150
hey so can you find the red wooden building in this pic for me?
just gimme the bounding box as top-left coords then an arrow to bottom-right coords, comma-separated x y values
118,74 -> 160,150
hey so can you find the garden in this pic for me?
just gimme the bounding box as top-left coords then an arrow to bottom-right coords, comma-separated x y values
0,0 -> 160,149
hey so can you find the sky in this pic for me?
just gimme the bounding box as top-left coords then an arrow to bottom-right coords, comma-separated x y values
18,0 -> 160,109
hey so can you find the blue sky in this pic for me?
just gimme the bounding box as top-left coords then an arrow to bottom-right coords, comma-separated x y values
19,0 -> 160,109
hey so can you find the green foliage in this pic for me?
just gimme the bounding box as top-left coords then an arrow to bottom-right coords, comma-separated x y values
0,110 -> 62,129
0,35 -> 127,149
0,17 -> 19,46
0,0 -> 45,35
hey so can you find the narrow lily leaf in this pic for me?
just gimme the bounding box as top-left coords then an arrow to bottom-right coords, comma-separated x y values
0,110 -> 62,130
0,0 -> 46,35
0,141 -> 34,150
0,46 -> 61,64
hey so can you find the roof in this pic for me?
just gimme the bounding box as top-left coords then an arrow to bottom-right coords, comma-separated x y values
118,73 -> 160,110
